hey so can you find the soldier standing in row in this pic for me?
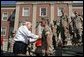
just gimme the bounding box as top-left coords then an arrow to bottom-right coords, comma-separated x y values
62,15 -> 72,46
35,18 -> 54,56
74,11 -> 83,45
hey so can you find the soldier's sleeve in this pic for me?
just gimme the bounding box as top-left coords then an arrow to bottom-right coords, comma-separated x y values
45,26 -> 51,35
80,16 -> 83,22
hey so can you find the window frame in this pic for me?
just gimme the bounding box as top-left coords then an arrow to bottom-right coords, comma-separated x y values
57,7 -> 63,16
2,12 -> 8,21
1,27 -> 6,36
40,7 -> 47,17
22,7 -> 30,16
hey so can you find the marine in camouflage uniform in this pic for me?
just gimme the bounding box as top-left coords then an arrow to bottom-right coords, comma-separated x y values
35,18 -> 54,56
74,12 -> 83,45
61,15 -> 70,45
45,24 -> 54,56
41,18 -> 54,56
51,23 -> 57,49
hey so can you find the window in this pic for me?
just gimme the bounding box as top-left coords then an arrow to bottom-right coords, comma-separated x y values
40,8 -> 47,17
1,27 -> 6,36
22,7 -> 30,16
57,7 -> 63,16
2,12 -> 8,21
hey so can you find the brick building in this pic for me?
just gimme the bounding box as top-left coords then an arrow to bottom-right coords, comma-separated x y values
1,1 -> 83,51
14,1 -> 83,34
1,4 -> 15,51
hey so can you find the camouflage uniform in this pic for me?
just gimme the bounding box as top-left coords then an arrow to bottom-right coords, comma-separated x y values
74,15 -> 83,43
44,25 -> 54,56
61,15 -> 70,45
52,25 -> 57,48
36,22 -> 54,56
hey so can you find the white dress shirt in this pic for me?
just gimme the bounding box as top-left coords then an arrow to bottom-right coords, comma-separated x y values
14,25 -> 39,44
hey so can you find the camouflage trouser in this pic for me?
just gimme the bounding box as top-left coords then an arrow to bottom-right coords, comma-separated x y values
46,32 -> 54,56
46,47 -> 55,56
77,28 -> 83,43
41,32 -> 54,56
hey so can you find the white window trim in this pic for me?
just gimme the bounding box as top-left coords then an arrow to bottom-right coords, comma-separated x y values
22,7 -> 30,16
57,7 -> 63,16
2,12 -> 8,21
1,27 -> 6,36
39,7 -> 47,17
